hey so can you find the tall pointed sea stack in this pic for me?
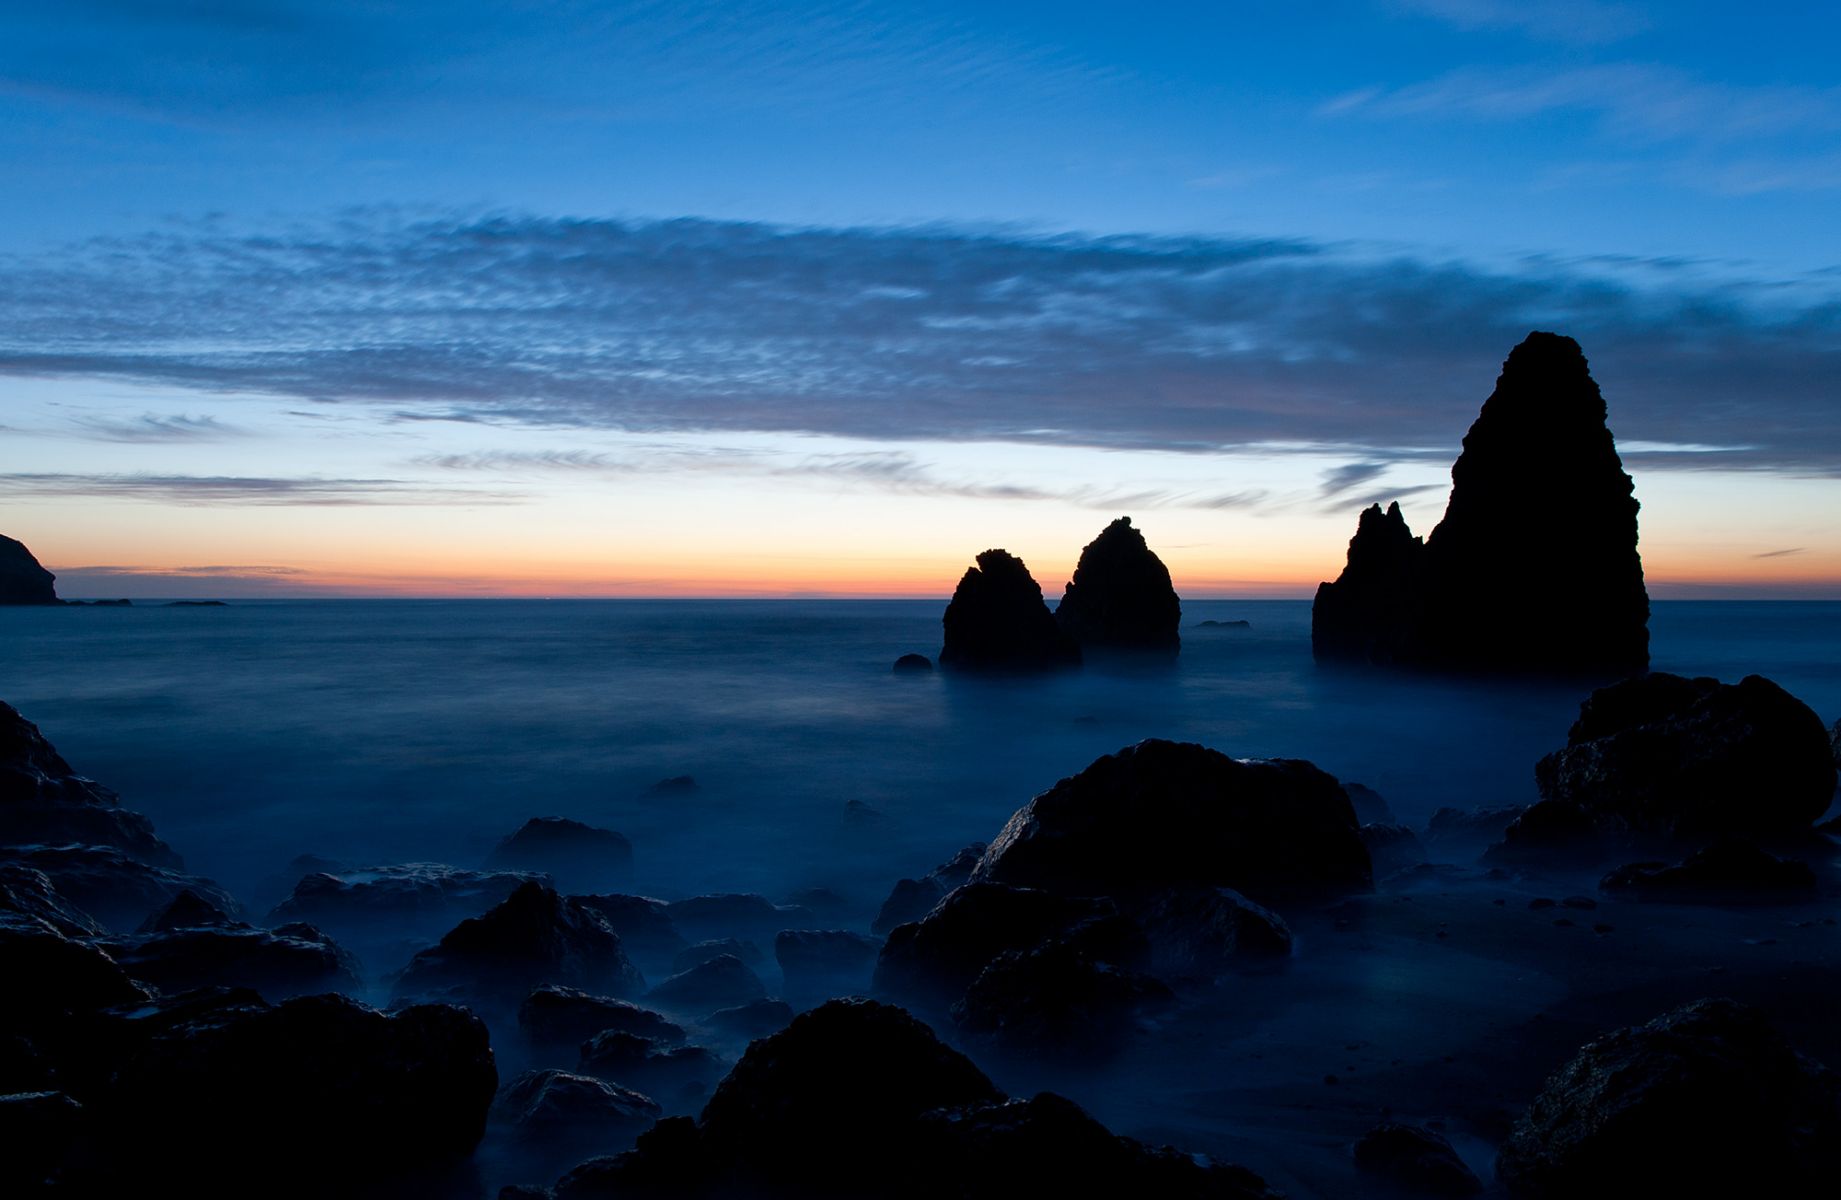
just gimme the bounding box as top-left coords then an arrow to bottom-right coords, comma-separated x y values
1313,332 -> 1649,675
0,534 -> 60,605
940,549 -> 1081,672
1054,516 -> 1181,656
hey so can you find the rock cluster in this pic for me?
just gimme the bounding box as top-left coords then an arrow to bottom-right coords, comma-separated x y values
1313,333 -> 1650,675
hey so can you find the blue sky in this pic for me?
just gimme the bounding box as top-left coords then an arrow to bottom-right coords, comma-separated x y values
1,1 -> 1838,595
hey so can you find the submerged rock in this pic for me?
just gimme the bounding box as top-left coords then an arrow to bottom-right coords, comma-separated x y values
0,535 -> 59,605
939,549 -> 1081,672
0,844 -> 237,932
892,653 -> 932,673
1497,998 -> 1841,1197
1355,1123 -> 1482,1196
1600,841 -> 1819,905
0,701 -> 179,867
487,817 -> 634,888
394,881 -> 644,1007
971,739 -> 1371,904
1053,516 -> 1181,655
1314,333 -> 1649,675
519,985 -> 687,1051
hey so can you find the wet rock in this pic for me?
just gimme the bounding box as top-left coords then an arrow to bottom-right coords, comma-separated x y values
892,653 -> 932,673
775,929 -> 879,994
250,853 -> 348,911
487,818 -> 634,890
1354,1122 -> 1482,1196
267,861 -> 545,943
1601,841 -> 1819,905
647,954 -> 767,1013
0,912 -> 148,1022
394,881 -> 645,1007
136,888 -> 236,933
1497,998 -> 1841,1197
665,893 -> 810,943
577,1032 -> 726,1105
870,843 -> 985,936
495,1068 -> 660,1144
0,701 -> 179,867
109,992 -> 498,1189
1128,884 -> 1292,980
0,534 -> 59,604
1516,673 -> 1836,848
873,882 -> 1138,1005
0,845 -> 238,932
519,985 -> 687,1051
572,893 -> 687,966
0,864 -> 102,937
1312,500 -> 1424,667
971,739 -> 1371,904
939,549 -> 1081,672
1361,822 -> 1428,878
104,922 -> 362,998
671,938 -> 765,977
951,940 -> 1172,1055
700,998 -> 794,1042
1053,516 -> 1181,655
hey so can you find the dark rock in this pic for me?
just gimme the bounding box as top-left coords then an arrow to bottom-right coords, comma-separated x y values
0,845 -> 237,932
665,893 -> 810,943
0,912 -> 148,1021
0,701 -> 179,867
1197,618 -> 1251,628
0,1089 -> 86,1193
870,843 -> 986,936
0,864 -> 102,936
1361,822 -> 1428,878
394,881 -> 644,1007
1354,1122 -> 1482,1196
108,992 -> 498,1188
519,985 -> 686,1051
892,653 -> 933,673
1426,805 -> 1524,847
951,940 -> 1172,1055
250,853 -> 348,911
1312,501 -> 1424,666
573,893 -> 687,965
700,998 -> 795,1042
647,954 -> 767,1013
971,739 -> 1371,904
1497,998 -> 1841,1196
1517,673 -> 1836,847
577,1032 -> 726,1105
643,775 -> 699,798
136,888 -> 236,933
774,929 -> 879,994
1314,333 -> 1649,675
105,923 -> 362,998
939,549 -> 1081,672
1128,884 -> 1292,980
1343,781 -> 1395,825
873,882 -> 1138,1005
165,599 -> 227,606
840,798 -> 886,830
1601,841 -> 1819,905
780,887 -> 850,918
494,1068 -> 660,1143
487,818 -> 633,889
1053,516 -> 1181,655
0,534 -> 59,604
267,861 -> 545,943
670,938 -> 765,977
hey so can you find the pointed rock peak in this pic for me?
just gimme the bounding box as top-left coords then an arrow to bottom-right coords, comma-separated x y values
941,548 -> 1080,672
1056,516 -> 1181,655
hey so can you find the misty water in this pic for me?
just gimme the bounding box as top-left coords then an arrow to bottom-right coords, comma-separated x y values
5,598 -> 1840,1195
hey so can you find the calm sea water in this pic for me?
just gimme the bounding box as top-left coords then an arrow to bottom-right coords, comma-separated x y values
3,599 -> 1837,908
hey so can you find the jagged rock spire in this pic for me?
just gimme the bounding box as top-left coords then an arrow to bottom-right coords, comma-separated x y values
1054,517 -> 1181,656
940,549 -> 1081,672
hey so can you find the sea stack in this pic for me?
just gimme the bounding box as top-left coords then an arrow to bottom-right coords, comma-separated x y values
0,534 -> 60,605
1054,517 -> 1181,656
1313,332 -> 1649,675
939,549 -> 1080,672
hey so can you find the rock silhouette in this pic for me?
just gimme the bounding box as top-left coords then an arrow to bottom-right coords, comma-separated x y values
1314,333 -> 1649,675
939,549 -> 1080,672
0,535 -> 59,604
1053,517 -> 1181,656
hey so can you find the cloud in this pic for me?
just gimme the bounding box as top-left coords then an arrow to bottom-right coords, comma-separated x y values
0,211 -> 1838,474
1319,461 -> 1391,497
0,472 -> 517,505
1388,0 -> 1649,45
1750,547 -> 1806,559
69,412 -> 243,442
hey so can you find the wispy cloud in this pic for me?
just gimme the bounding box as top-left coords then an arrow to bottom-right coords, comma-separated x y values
1319,461 -> 1391,497
0,472 -> 517,505
69,412 -> 243,442
0,212 -> 1837,474
1389,0 -> 1650,45
1751,547 -> 1806,559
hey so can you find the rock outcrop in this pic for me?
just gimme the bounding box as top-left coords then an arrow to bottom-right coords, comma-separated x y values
1600,841 -> 1819,904
487,817 -> 633,889
939,549 -> 1080,672
1314,333 -> 1649,675
0,844 -> 237,931
1,701 -> 180,867
1053,517 -> 1181,656
0,535 -> 58,605
1496,998 -> 1841,1196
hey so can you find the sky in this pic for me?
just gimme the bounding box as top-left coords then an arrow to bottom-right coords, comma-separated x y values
1,0 -> 1838,598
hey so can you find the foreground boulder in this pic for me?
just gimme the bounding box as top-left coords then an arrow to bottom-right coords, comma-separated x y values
0,844 -> 237,931
939,549 -> 1080,672
1600,841 -> 1819,905
1314,333 -> 1649,675
1497,998 -> 1841,1196
551,998 -> 1273,1199
1053,517 -> 1181,656
1,701 -> 179,866
1503,673 -> 1836,853
394,881 -> 644,1007
0,534 -> 59,604
971,739 -> 1371,904
487,817 -> 634,890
